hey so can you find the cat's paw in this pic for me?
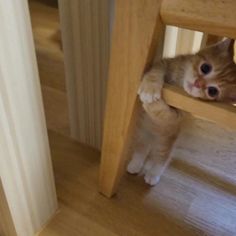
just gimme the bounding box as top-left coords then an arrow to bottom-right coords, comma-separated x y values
138,79 -> 162,104
127,158 -> 144,174
144,172 -> 160,186
138,71 -> 163,103
141,158 -> 154,175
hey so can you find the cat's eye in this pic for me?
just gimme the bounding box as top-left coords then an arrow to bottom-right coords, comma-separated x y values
207,86 -> 219,98
200,63 -> 212,75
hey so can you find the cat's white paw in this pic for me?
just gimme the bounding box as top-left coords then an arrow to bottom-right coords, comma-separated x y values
139,92 -> 160,103
127,158 -> 143,174
144,172 -> 160,186
138,80 -> 161,104
141,158 -> 154,175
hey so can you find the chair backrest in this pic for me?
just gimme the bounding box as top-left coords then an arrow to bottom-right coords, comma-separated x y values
161,0 -> 236,39
159,0 -> 236,130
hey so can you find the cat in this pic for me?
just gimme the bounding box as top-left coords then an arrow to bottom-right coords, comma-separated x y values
127,38 -> 236,186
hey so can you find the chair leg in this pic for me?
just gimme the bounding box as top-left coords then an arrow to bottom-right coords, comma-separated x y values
99,0 -> 165,197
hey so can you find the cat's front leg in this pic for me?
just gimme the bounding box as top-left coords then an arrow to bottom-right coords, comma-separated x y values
144,140 -> 174,186
127,150 -> 149,174
141,101 -> 182,186
127,116 -> 152,174
144,167 -> 161,186
138,67 -> 164,103
144,154 -> 173,186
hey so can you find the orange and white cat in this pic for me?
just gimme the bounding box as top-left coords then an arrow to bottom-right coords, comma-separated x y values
127,39 -> 236,186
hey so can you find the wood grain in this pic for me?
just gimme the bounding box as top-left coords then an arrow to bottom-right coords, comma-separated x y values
29,0 -> 70,137
163,84 -> 236,130
161,0 -> 236,38
99,0 -> 165,197
40,129 -> 236,236
41,86 -> 70,136
29,0 -> 65,92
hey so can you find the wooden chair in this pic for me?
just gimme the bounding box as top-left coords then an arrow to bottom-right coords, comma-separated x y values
99,0 -> 236,197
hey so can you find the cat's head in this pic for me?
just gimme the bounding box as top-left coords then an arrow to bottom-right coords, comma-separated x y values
183,38 -> 236,103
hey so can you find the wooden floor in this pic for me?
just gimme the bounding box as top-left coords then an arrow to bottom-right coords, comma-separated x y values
29,0 -> 70,136
29,1 -> 236,235
40,125 -> 236,236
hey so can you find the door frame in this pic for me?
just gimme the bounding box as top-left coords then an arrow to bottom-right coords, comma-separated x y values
0,0 -> 57,235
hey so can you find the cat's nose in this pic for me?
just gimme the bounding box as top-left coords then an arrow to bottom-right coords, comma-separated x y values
194,78 -> 206,89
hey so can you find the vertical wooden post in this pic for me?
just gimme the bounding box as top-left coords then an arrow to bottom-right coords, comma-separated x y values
0,0 -> 57,235
58,0 -> 110,149
99,0 -> 165,197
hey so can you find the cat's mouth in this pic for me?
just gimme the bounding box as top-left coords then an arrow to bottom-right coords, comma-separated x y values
187,82 -> 194,91
184,81 -> 203,98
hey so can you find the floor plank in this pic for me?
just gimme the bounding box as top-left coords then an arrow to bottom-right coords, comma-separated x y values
29,0 -> 65,91
41,86 -> 70,136
29,0 -> 70,136
40,128 -> 236,236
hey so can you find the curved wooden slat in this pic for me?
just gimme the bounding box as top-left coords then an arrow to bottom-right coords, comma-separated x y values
163,85 -> 236,130
161,0 -> 236,39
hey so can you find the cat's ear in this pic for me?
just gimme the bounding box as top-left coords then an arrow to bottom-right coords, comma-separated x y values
216,38 -> 234,56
